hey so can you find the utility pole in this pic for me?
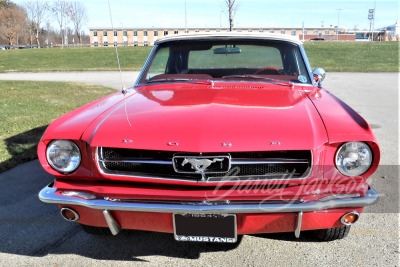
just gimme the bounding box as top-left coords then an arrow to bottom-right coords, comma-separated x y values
220,11 -> 226,28
368,5 -> 375,41
373,0 -> 376,40
336,8 -> 342,40
185,0 -> 187,31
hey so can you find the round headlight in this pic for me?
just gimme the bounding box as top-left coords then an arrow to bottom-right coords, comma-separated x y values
335,142 -> 372,176
46,140 -> 81,173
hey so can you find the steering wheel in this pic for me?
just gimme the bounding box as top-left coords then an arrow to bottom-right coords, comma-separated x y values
255,67 -> 286,75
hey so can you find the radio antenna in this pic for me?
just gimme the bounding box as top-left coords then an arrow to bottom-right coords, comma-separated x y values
107,0 -> 127,94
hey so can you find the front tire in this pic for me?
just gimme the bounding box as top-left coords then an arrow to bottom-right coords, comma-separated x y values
81,224 -> 112,236
313,225 -> 351,241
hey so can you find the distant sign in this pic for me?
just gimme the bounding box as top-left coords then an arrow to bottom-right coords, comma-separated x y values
368,9 -> 374,19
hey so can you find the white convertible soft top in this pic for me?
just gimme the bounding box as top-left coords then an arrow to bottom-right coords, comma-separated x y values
154,32 -> 303,45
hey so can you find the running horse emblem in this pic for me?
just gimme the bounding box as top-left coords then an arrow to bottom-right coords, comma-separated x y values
181,158 -> 225,180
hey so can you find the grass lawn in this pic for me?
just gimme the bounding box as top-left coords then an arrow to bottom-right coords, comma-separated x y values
0,46 -> 153,72
304,41 -> 399,72
0,81 -> 116,173
0,42 -> 398,72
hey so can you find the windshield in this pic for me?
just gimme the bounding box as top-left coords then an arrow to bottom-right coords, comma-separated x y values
141,40 -> 311,84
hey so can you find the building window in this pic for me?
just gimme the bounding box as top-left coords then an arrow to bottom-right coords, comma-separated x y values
103,30 -> 107,36
134,41 -> 138,46
114,30 -> 117,36
174,30 -> 178,34
184,30 -> 189,33
313,29 -> 318,35
195,29 -> 199,32
123,41 -> 128,46
216,29 -> 221,32
123,30 -> 127,36
237,29 -> 241,32
325,29 -> 329,34
103,41 -> 108,47
144,42 -> 149,46
303,30 -> 307,35
114,41 -> 117,46
259,29 -> 263,32
281,29 -> 285,34
248,29 -> 252,32
133,30 -> 137,36
93,30 -> 97,36
291,29 -> 296,36
206,29 -> 210,32
164,30 -> 168,35
270,29 -> 274,33
94,41 -> 98,47
154,30 -> 158,36
144,30 -> 148,36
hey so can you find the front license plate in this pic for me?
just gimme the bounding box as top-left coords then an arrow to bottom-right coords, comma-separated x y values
173,214 -> 237,243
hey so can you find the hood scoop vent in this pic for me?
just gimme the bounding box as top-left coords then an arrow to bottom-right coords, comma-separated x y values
214,85 -> 263,89
176,84 -> 263,90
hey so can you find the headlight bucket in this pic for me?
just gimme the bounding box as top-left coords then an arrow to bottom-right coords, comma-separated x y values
335,142 -> 372,177
46,140 -> 81,174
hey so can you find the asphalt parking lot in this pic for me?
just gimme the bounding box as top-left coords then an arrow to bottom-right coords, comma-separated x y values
0,71 -> 139,90
0,72 -> 398,266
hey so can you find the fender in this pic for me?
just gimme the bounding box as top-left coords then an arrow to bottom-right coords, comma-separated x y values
40,90 -> 137,142
306,88 -> 378,144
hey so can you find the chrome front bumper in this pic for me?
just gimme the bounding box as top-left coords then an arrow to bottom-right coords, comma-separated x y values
39,183 -> 379,214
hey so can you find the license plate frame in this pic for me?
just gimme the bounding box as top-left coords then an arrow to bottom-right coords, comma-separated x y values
173,213 -> 237,243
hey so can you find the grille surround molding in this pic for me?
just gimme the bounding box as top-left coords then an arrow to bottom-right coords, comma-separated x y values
97,147 -> 313,183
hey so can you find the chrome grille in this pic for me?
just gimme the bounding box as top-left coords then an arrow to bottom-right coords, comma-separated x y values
98,148 -> 312,182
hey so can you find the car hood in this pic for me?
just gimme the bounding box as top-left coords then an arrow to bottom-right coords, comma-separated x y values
82,84 -> 328,151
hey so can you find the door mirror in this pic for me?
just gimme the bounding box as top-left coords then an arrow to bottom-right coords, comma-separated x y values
313,68 -> 326,87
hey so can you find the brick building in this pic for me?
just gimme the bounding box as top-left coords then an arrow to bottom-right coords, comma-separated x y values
90,27 -> 339,46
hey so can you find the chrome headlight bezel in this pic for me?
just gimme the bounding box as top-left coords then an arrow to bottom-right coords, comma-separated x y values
335,141 -> 373,177
46,140 -> 81,174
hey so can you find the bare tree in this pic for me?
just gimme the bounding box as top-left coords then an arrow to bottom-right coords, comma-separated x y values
25,0 -> 49,47
0,2 -> 26,45
51,0 -> 71,47
68,1 -> 87,44
0,0 -> 8,7
224,0 -> 239,31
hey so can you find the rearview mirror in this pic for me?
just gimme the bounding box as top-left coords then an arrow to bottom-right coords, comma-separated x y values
213,46 -> 241,54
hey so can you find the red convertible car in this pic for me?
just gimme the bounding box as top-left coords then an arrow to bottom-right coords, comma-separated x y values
39,33 -> 380,243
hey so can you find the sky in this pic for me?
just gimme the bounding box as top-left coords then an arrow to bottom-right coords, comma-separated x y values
12,0 -> 400,33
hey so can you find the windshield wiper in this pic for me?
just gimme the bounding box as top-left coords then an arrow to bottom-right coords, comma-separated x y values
221,75 -> 293,87
144,78 -> 212,85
